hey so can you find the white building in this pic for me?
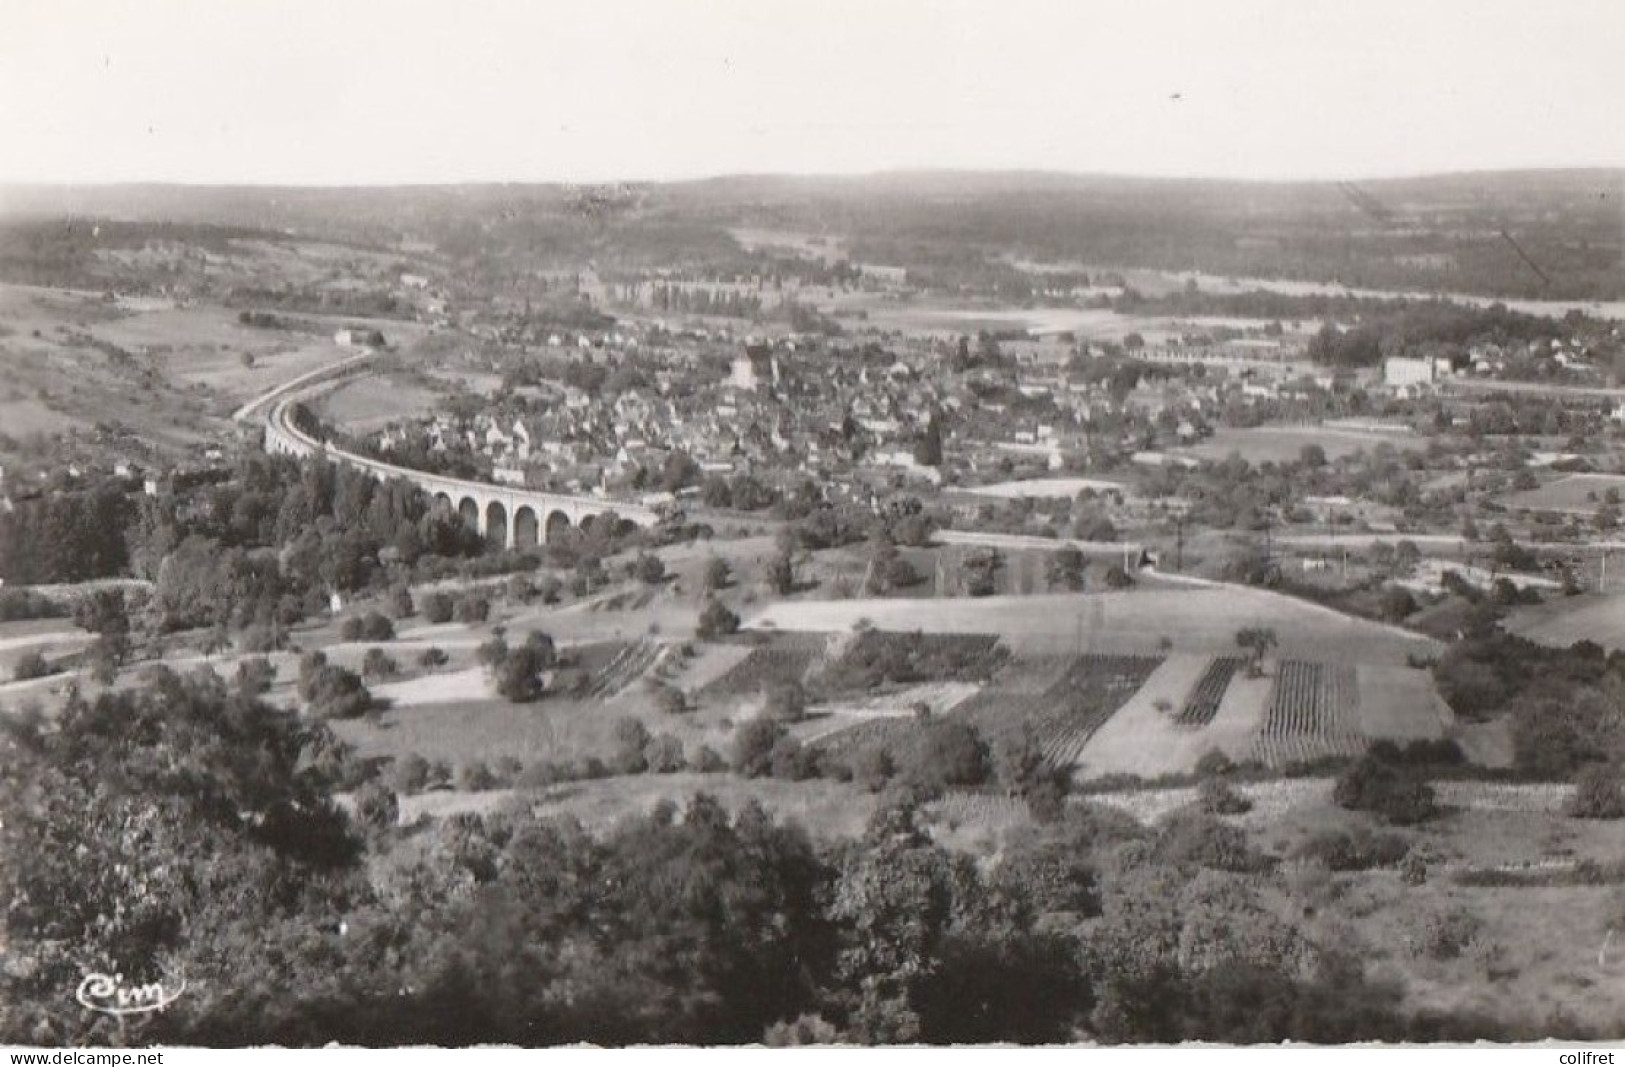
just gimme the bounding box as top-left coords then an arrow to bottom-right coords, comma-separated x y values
1383,356 -> 1447,389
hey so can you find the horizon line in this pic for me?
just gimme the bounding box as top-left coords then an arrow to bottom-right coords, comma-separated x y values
2,163 -> 1622,193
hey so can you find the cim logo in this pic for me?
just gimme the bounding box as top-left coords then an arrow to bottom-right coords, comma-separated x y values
75,971 -> 186,1017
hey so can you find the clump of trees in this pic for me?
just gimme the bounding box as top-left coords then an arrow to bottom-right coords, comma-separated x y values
1334,752 -> 1437,826
12,651 -> 55,682
297,651 -> 376,719
1567,764 -> 1625,819
697,598 -> 740,640
478,630 -> 557,703
340,611 -> 396,642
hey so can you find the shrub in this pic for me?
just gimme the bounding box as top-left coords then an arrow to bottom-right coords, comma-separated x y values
458,760 -> 499,792
362,648 -> 399,682
492,644 -> 549,703
902,719 -> 991,794
1568,764 -> 1625,819
1334,754 -> 1437,826
341,611 -> 395,642
235,656 -> 277,696
517,761 -> 571,790
612,717 -> 652,775
1294,827 -> 1411,871
0,589 -> 65,622
763,679 -> 807,723
1152,811 -> 1269,872
855,747 -> 897,793
763,1014 -> 840,1047
1412,908 -> 1482,961
1197,777 -> 1254,815
297,650 -> 329,700
521,629 -> 557,664
388,585 -> 415,618
769,735 -> 819,780
392,754 -> 432,795
418,646 -> 449,668
305,664 -> 374,719
490,755 -> 524,786
422,591 -> 454,624
476,634 -> 510,668
649,680 -> 688,714
453,594 -> 491,624
12,651 -> 54,681
697,598 -> 740,640
238,622 -> 285,653
352,780 -> 400,832
644,733 -> 686,773
733,718 -> 787,778
1380,585 -> 1418,622
1195,748 -> 1236,779
634,553 -> 666,585
1102,563 -> 1136,589
691,745 -> 728,773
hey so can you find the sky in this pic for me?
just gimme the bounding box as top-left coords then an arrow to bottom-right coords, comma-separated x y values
2,0 -> 1622,185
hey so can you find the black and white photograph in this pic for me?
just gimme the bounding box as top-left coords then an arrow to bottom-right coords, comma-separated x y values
1,0 -> 1623,1051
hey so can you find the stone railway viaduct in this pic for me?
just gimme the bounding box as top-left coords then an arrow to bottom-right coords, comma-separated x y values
259,378 -> 659,550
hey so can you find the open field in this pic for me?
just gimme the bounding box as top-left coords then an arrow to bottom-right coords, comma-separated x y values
1504,589 -> 1625,651
954,653 -> 1161,767
958,476 -> 1129,500
1505,473 -> 1625,515
370,666 -> 488,708
396,773 -> 880,843
745,587 -> 1441,664
0,283 -> 389,465
328,690 -> 715,768
314,372 -> 443,432
1074,653 -> 1219,778
1192,665 -> 1274,764
0,623 -> 92,679
1355,664 -> 1454,739
695,641 -> 824,702
1174,425 -> 1422,465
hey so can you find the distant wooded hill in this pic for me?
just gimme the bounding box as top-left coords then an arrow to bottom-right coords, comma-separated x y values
1,169 -> 1620,300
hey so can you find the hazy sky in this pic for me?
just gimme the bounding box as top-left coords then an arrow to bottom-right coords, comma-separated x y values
3,0 -> 1622,185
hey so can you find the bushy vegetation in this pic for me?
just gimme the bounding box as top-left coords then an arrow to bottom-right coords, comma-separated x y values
0,589 -> 67,622
340,611 -> 395,642
1435,633 -> 1625,778
1567,764 -> 1625,820
814,631 -> 1007,694
1334,754 -> 1437,826
12,651 -> 55,682
0,662 -> 1581,1045
697,598 -> 740,640
1294,828 -> 1411,871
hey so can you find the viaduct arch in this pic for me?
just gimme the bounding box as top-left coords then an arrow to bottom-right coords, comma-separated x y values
263,396 -> 659,548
